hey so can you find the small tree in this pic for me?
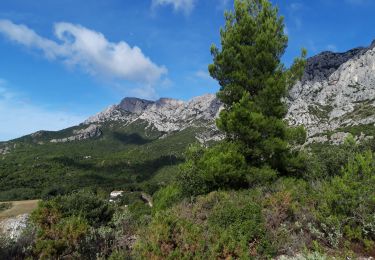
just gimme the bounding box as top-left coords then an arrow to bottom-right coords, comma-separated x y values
209,0 -> 306,176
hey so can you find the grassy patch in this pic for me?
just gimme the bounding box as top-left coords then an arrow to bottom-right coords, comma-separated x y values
0,200 -> 39,219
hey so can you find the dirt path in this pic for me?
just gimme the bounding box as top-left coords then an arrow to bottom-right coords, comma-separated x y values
0,200 -> 39,219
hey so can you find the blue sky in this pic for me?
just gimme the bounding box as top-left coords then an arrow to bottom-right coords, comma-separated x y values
0,0 -> 374,141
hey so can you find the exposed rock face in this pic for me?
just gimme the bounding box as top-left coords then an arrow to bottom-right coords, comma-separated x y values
85,94 -> 223,142
84,105 -> 138,125
0,145 -> 10,155
50,124 -> 102,143
119,97 -> 156,115
0,214 -> 29,240
286,40 -> 375,144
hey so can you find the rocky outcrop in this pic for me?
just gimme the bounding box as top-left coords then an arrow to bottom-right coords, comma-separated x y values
0,145 -> 10,155
50,124 -> 102,143
286,40 -> 375,144
0,214 -> 29,240
119,97 -> 155,115
85,94 -> 223,143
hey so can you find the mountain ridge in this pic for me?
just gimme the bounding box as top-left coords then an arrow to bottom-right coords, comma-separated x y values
84,93 -> 223,139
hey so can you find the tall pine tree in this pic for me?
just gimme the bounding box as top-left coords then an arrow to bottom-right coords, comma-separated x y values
209,0 -> 306,176
179,0 -> 307,197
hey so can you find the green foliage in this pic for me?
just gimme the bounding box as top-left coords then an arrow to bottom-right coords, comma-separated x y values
152,184 -> 183,212
33,215 -> 89,259
209,0 -> 295,105
52,190 -> 115,227
135,191 -> 274,259
200,0 -> 307,194
315,151 -> 375,248
304,138 -> 359,180
0,121 -> 196,201
29,190 -> 116,259
0,202 -> 12,212
179,142 -> 251,196
32,190 -> 114,227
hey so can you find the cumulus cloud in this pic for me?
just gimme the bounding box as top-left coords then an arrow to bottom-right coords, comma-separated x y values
0,82 -> 86,141
0,19 -> 167,85
152,0 -> 195,14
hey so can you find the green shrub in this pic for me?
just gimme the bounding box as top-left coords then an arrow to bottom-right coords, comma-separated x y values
53,190 -> 115,227
33,215 -> 89,259
30,190 -> 116,259
0,202 -> 12,212
135,191 -> 275,259
152,184 -> 183,213
305,136 -> 359,180
179,142 -> 263,197
315,151 -> 375,249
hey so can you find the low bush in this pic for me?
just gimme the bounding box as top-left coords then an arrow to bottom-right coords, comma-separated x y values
135,191 -> 275,259
179,142 -> 275,197
0,202 -> 12,212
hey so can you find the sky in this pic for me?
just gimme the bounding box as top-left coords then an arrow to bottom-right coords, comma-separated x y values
0,0 -> 375,141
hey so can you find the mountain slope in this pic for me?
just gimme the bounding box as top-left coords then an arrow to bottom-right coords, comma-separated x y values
0,95 -> 222,200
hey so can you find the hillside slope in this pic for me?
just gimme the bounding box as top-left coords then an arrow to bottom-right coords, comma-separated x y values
0,95 -> 221,200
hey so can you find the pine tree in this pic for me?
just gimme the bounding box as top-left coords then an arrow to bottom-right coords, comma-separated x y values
209,0 -> 306,176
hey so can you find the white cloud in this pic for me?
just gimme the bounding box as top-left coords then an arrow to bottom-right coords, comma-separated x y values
152,0 -> 195,14
0,19 -> 167,85
0,81 -> 86,141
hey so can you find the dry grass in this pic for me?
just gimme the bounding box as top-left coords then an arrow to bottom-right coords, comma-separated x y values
0,200 -> 39,219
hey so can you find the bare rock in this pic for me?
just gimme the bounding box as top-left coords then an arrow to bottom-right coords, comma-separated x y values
0,214 -> 29,240
0,146 -> 10,155
286,40 -> 375,142
50,124 -> 101,143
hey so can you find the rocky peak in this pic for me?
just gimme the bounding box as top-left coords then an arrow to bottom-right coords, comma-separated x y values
119,97 -> 154,115
287,39 -> 375,144
84,94 -> 222,135
302,45 -> 371,84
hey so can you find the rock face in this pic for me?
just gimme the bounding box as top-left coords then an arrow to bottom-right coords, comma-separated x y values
286,40 -> 375,144
50,124 -> 102,143
85,93 -> 223,143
